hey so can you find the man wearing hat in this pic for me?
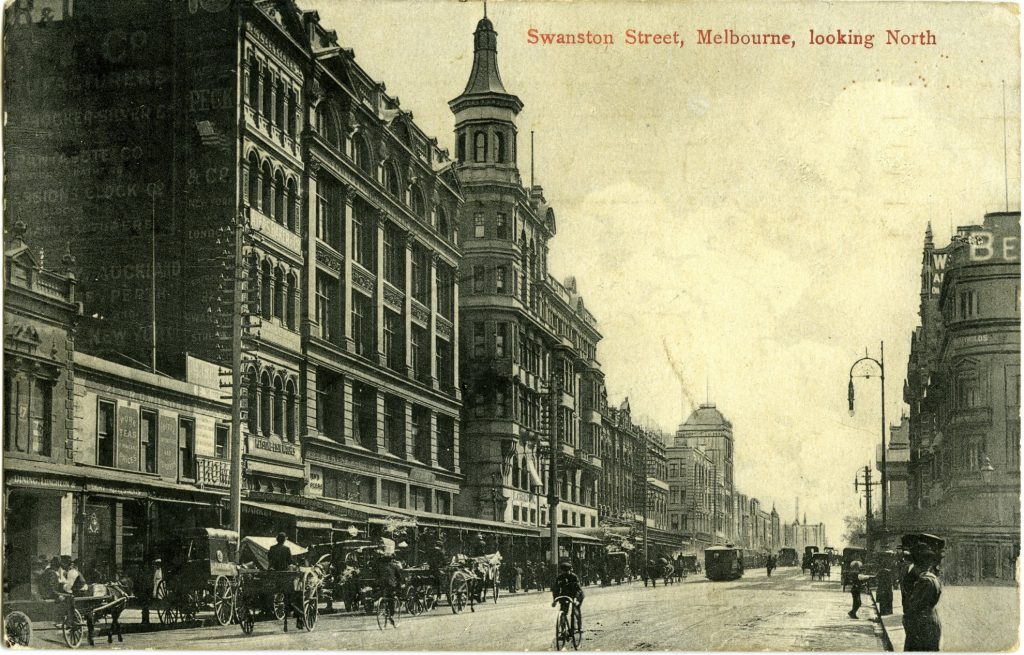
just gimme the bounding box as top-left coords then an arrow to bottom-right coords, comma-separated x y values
904,534 -> 944,651
847,560 -> 869,619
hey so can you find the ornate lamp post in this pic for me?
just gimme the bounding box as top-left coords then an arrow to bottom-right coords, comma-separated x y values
848,342 -> 887,545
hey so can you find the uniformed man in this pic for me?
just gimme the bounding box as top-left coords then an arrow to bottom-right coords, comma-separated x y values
904,534 -> 944,652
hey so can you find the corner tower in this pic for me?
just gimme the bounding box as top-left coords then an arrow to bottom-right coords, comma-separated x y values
449,17 -> 524,183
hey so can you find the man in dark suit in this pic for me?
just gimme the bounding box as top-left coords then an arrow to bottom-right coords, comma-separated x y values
269,532 -> 292,571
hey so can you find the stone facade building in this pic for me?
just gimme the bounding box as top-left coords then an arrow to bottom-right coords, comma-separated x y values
901,211 -> 1020,584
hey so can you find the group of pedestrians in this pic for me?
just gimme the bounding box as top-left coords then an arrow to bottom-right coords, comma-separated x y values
844,533 -> 944,652
503,559 -> 553,594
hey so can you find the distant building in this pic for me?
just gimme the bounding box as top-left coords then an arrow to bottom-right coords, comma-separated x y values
901,211 -> 1020,584
784,514 -> 827,552
675,403 -> 735,544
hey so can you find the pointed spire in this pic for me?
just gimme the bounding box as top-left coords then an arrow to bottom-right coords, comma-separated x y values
450,12 -> 523,115
924,221 -> 934,248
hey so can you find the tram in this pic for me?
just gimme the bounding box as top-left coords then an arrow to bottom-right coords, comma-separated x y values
704,545 -> 744,581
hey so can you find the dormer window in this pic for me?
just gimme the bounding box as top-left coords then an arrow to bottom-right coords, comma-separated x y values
474,131 -> 487,162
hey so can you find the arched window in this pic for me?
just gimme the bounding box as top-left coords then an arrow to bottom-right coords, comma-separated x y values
495,132 -> 505,163
383,162 -> 400,197
273,170 -> 285,223
353,135 -> 371,173
286,379 -> 297,442
318,104 -> 340,148
273,375 -> 285,436
247,253 -> 260,313
246,369 -> 259,434
261,260 -> 273,319
285,178 -> 297,232
473,131 -> 487,162
260,371 -> 272,436
286,271 -> 299,330
273,266 -> 285,321
246,152 -> 259,206
410,185 -> 426,218
260,161 -> 272,213
457,132 -> 466,162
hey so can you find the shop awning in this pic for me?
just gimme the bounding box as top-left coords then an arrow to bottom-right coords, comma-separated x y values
246,460 -> 305,479
242,500 -> 345,531
525,456 -> 544,488
559,528 -> 604,544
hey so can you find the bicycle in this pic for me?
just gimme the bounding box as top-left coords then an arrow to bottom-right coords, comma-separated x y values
552,595 -> 582,650
375,593 -> 402,630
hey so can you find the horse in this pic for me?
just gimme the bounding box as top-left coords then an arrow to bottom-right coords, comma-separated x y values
85,577 -> 133,645
470,553 -> 501,603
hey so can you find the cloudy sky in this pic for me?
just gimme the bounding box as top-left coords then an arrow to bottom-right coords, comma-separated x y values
310,0 -> 1020,533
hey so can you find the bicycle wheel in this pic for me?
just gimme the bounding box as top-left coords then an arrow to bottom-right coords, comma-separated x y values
571,607 -> 582,650
404,588 -> 422,616
61,609 -> 85,649
375,598 -> 388,631
555,612 -> 568,651
4,611 -> 32,648
303,598 -> 317,632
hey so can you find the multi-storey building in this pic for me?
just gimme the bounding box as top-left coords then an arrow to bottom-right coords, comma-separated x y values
901,211 -> 1020,584
784,515 -> 827,551
666,441 -> 717,551
599,400 -> 641,525
4,0 -> 464,532
675,403 -> 735,544
450,15 -> 604,529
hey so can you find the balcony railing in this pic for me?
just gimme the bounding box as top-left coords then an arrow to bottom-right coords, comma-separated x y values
195,455 -> 230,488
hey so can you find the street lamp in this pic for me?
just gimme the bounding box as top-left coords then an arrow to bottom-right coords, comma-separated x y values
847,342 -> 887,543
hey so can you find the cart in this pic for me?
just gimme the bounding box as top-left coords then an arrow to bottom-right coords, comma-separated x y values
3,583 -> 132,649
153,528 -> 239,626
233,568 -> 318,634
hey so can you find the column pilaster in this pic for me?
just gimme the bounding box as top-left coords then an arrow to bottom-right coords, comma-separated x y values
429,253 -> 439,389
303,161 -> 320,340
374,212 -> 387,367
342,191 -> 355,352
403,235 -> 415,380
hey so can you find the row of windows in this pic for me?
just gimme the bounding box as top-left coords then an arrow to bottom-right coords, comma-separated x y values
321,467 -> 453,514
4,372 -> 51,457
315,372 -> 456,469
456,129 -> 515,165
246,53 -> 299,140
249,255 -> 300,330
245,153 -> 300,233
93,399 -> 226,476
245,371 -> 300,443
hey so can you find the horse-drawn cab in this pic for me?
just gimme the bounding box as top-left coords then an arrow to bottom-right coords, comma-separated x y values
801,546 -> 819,572
678,555 -> 699,574
153,528 -> 238,626
841,547 -> 868,591
810,553 -> 831,580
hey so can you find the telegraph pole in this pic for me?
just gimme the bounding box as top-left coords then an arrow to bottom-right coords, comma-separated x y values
547,375 -> 561,569
854,465 -> 879,551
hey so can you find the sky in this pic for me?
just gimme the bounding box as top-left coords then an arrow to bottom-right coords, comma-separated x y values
309,0 -> 1021,535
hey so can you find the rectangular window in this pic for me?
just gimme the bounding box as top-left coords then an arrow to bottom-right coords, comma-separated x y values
496,213 -> 507,239
383,395 -> 405,457
473,265 -> 485,293
562,510 -> 568,526
382,480 -> 406,509
178,418 -> 195,480
436,337 -> 454,390
437,414 -> 455,470
473,322 -> 486,358
496,322 -> 507,358
437,264 -> 454,319
383,227 -> 404,287
410,486 -> 431,512
317,369 -> 344,441
474,212 -> 485,238
352,382 -> 377,451
512,505 -> 520,521
4,373 -> 52,457
97,400 -> 116,467
316,272 -> 339,344
412,406 -> 431,463
215,424 -> 229,459
352,291 -> 374,357
436,491 -> 451,515
411,325 -> 430,382
383,310 -> 403,372
140,409 -> 158,474
496,266 -> 506,293
411,246 -> 429,304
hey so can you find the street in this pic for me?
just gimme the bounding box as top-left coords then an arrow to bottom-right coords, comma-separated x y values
29,569 -> 885,651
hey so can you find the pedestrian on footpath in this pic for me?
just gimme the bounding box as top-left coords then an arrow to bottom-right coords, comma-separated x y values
766,555 -> 775,578
847,561 -> 870,619
875,560 -> 894,616
904,534 -> 944,652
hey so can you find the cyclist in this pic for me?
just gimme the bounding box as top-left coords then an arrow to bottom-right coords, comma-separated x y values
378,553 -> 404,627
550,561 -> 584,631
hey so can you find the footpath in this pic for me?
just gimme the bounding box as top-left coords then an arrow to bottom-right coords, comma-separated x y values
875,584 -> 1019,652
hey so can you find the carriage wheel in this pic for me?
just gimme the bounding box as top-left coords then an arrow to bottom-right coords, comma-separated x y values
4,611 -> 32,648
61,609 -> 86,649
302,597 -> 318,632
450,590 -> 463,615
183,590 -> 202,623
272,593 -> 286,621
154,580 -> 171,624
213,576 -> 235,626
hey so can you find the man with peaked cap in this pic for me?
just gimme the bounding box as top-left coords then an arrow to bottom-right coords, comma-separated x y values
903,534 -> 944,651
899,534 -> 922,608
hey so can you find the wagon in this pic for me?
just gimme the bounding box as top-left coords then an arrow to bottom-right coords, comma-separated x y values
153,528 -> 239,626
